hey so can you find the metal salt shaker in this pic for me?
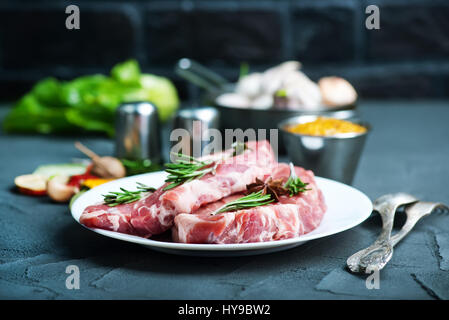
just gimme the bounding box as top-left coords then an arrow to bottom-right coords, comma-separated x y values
172,107 -> 220,158
115,102 -> 160,163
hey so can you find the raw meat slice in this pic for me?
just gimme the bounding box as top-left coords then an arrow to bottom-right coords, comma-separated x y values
80,140 -> 277,238
79,202 -> 136,236
130,140 -> 276,236
172,164 -> 327,244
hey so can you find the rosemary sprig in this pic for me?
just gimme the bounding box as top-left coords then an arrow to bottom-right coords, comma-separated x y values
211,163 -> 309,215
245,163 -> 309,200
163,153 -> 217,191
163,143 -> 250,190
103,182 -> 156,207
284,162 -> 310,196
211,190 -> 275,215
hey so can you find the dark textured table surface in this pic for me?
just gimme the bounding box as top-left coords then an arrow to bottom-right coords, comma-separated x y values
0,101 -> 448,300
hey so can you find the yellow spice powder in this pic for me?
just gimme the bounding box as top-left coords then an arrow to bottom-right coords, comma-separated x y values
287,117 -> 366,136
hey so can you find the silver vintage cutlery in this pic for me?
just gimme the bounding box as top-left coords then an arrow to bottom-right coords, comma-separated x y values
346,193 -> 418,273
389,201 -> 447,246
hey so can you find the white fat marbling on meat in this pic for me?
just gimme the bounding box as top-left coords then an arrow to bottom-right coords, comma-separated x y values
107,214 -> 121,231
168,165 -> 268,214
173,214 -> 197,243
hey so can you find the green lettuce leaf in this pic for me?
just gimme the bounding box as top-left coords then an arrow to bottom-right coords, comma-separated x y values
3,59 -> 179,135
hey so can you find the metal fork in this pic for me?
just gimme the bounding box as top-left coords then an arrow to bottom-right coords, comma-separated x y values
389,201 -> 447,246
346,193 -> 418,273
355,201 -> 448,273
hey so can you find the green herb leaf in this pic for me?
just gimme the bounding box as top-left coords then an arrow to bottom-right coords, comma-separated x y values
211,190 -> 275,215
163,153 -> 217,191
103,182 -> 155,207
121,159 -> 161,176
284,163 -> 310,196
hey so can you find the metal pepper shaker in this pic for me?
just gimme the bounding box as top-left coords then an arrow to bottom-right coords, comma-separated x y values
115,102 -> 160,163
171,107 -> 220,158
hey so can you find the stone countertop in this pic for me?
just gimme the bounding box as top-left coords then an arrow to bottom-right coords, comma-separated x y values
0,101 -> 448,300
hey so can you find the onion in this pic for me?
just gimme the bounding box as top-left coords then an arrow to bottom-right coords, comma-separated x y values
318,76 -> 357,107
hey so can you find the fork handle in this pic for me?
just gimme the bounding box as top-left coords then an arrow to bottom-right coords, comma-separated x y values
374,205 -> 397,245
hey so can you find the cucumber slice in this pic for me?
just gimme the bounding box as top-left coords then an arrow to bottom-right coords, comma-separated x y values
33,163 -> 88,178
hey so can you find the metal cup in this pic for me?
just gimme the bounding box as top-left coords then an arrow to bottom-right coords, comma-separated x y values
171,107 -> 220,158
115,101 -> 160,163
279,115 -> 369,185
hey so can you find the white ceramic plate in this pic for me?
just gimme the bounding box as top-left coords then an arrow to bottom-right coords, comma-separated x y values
71,171 -> 373,257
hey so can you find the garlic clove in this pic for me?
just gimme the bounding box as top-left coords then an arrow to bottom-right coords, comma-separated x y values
47,175 -> 77,203
91,157 -> 126,179
236,73 -> 262,99
216,93 -> 251,108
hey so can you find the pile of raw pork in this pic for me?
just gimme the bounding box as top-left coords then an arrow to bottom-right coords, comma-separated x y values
80,141 -> 327,244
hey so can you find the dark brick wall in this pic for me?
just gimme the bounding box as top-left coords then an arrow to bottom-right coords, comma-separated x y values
0,0 -> 448,102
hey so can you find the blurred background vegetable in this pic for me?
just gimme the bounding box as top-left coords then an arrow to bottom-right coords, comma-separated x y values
2,60 -> 179,136
121,158 -> 162,176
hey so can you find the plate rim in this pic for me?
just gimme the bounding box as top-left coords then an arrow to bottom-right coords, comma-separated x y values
70,171 -> 373,251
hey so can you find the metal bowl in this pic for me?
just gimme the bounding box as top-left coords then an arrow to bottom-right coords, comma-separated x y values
176,58 -> 359,135
279,115 -> 370,185
204,87 -> 359,132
